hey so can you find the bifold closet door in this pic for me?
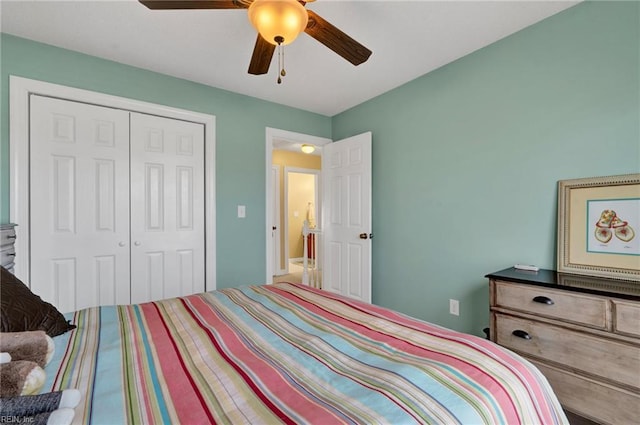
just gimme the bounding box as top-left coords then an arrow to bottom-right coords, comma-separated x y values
129,113 -> 205,303
29,95 -> 131,313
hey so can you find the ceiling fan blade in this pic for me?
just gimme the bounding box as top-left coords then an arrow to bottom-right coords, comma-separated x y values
248,35 -> 276,75
139,0 -> 251,10
304,10 -> 372,66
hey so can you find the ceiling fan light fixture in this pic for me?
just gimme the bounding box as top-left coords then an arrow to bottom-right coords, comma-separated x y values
248,0 -> 308,46
301,144 -> 315,154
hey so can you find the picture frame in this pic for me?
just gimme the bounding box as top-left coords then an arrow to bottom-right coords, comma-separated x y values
557,173 -> 640,281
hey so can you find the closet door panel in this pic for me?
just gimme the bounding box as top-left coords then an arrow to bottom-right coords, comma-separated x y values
30,95 -> 131,312
130,113 -> 205,303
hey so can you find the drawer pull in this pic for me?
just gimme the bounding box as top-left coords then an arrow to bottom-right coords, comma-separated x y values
7,235 -> 16,239
512,330 -> 532,340
533,296 -> 554,305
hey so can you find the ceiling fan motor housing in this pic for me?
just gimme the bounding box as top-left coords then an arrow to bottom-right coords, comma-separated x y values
248,0 -> 309,45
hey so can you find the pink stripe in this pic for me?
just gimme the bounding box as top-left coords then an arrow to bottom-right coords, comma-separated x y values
136,302 -> 213,424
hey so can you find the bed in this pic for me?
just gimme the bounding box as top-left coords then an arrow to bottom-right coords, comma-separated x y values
41,282 -> 568,424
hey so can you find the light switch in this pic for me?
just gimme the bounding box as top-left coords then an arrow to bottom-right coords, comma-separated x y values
293,211 -> 299,218
238,205 -> 246,218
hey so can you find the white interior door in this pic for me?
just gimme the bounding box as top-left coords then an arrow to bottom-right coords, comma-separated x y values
322,132 -> 372,302
129,113 -> 205,303
29,95 -> 131,312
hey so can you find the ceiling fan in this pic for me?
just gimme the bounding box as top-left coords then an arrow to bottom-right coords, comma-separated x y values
139,0 -> 372,79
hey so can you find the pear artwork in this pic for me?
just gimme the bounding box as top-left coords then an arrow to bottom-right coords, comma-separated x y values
595,209 -> 635,243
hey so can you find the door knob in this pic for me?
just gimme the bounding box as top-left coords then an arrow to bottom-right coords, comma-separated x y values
134,241 -> 141,246
272,226 -> 277,230
359,233 -> 368,240
118,242 -> 126,247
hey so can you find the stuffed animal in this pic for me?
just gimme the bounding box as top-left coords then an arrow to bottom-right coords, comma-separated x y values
0,331 -> 53,397
0,331 -> 80,425
0,354 -> 46,397
0,330 -> 55,368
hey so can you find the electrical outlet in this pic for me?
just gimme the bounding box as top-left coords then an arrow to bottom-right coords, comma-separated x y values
449,299 -> 459,316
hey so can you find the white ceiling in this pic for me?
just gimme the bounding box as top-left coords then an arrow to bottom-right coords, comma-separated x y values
1,0 -> 579,116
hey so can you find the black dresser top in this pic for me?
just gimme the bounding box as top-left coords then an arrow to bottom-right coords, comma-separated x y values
486,267 -> 640,301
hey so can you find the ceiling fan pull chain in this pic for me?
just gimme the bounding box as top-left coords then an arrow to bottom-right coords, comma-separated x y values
275,35 -> 285,84
277,44 -> 282,84
281,45 -> 286,77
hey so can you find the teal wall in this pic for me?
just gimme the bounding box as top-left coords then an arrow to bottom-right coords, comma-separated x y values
0,33 -> 332,289
332,1 -> 639,334
2,1 -> 638,336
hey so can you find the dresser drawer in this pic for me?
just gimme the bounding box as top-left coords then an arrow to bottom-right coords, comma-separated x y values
494,281 -> 608,329
0,225 -> 17,248
0,245 -> 16,269
532,360 -> 640,425
613,300 -> 640,338
494,313 -> 640,390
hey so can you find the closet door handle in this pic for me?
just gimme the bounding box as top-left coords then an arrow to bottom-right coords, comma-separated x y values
512,330 -> 532,340
533,296 -> 554,305
118,242 -> 126,247
134,241 -> 141,246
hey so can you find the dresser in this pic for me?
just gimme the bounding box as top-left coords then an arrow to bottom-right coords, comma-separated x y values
487,267 -> 640,425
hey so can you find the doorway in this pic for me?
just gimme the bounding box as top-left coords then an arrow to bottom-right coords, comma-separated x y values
273,168 -> 320,283
266,129 -> 373,302
265,128 -> 331,284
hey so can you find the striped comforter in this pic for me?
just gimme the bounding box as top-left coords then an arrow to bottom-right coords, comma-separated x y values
44,283 -> 567,424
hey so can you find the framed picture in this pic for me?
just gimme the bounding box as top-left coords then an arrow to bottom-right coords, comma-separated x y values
557,173 -> 640,281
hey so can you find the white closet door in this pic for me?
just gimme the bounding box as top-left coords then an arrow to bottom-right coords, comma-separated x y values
29,95 -> 131,313
129,113 -> 205,303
